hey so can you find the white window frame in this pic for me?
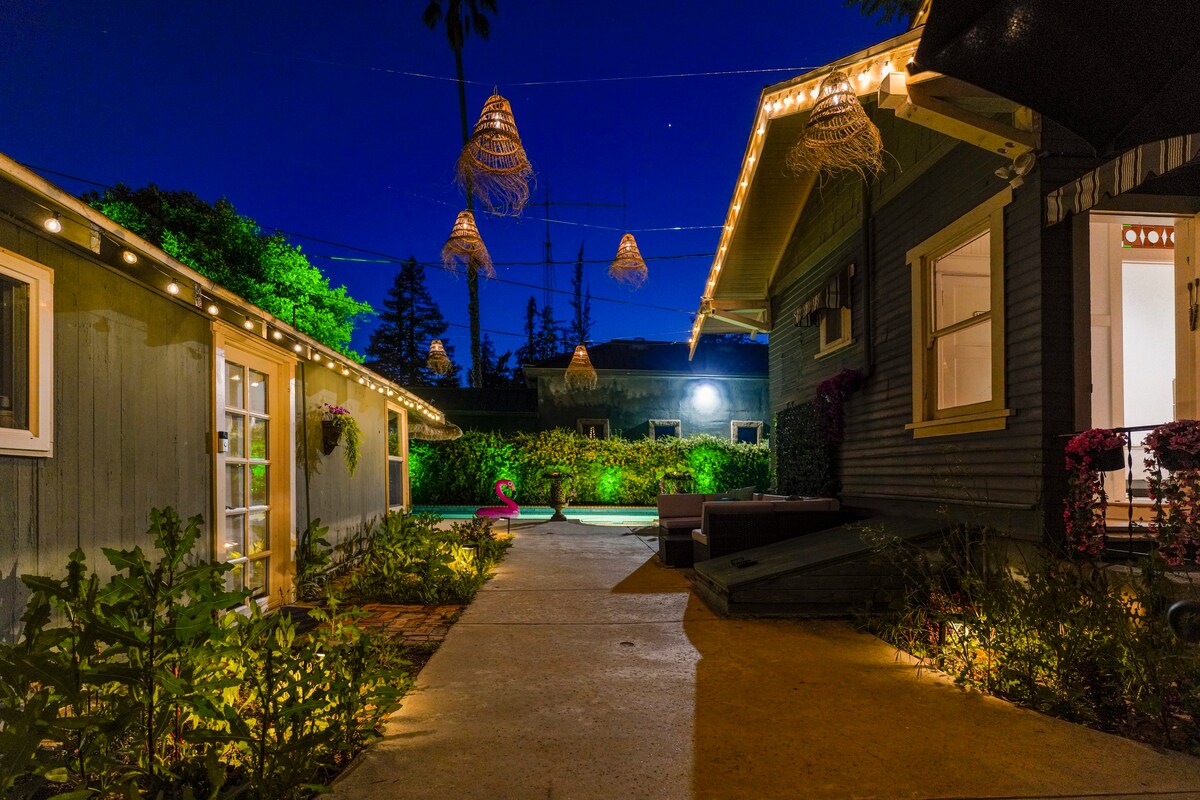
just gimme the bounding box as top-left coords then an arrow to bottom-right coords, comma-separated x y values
577,418 -> 610,440
386,403 -> 408,511
817,306 -> 853,357
0,247 -> 53,458
649,419 -> 682,440
906,188 -> 1012,439
730,420 -> 763,444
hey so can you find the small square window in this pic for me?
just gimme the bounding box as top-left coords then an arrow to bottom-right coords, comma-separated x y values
0,248 -> 53,458
730,420 -> 763,445
819,307 -> 852,354
649,419 -> 681,440
578,418 -> 609,440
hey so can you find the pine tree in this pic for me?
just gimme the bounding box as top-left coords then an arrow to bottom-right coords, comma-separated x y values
568,242 -> 593,346
479,334 -> 516,387
535,301 -> 561,361
365,257 -> 461,386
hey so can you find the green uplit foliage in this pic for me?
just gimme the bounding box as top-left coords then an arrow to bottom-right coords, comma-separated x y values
84,184 -> 372,358
409,430 -> 769,505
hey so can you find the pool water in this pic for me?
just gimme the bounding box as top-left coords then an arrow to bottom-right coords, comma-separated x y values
414,506 -> 658,527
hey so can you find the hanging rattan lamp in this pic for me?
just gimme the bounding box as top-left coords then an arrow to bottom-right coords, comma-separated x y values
426,339 -> 453,375
786,70 -> 883,178
457,93 -> 534,216
563,344 -> 598,391
442,210 -> 494,277
609,233 -> 648,288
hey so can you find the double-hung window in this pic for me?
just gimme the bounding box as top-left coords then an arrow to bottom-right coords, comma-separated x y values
907,189 -> 1011,438
0,247 -> 53,457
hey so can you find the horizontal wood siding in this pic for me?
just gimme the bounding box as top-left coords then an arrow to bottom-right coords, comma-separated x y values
298,365 -> 389,553
769,115 -> 1057,536
0,218 -> 211,637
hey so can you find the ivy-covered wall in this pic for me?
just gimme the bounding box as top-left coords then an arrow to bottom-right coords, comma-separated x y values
410,430 -> 769,506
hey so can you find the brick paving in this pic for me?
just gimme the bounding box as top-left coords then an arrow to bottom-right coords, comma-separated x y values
353,603 -> 463,644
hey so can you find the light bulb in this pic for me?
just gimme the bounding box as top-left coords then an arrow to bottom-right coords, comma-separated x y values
272,330 -> 283,340
207,303 -> 219,315
44,213 -> 62,233
166,280 -> 181,295
293,343 -> 303,353
122,250 -> 138,264
342,368 -> 350,376
312,353 -> 321,362
243,317 -> 255,330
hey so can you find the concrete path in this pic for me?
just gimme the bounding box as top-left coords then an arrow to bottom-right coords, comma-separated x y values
333,522 -> 1200,800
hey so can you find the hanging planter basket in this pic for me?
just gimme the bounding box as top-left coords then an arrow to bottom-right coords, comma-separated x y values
457,93 -> 534,216
321,418 -> 342,455
1093,446 -> 1127,472
563,344 -> 598,391
609,233 -> 648,288
442,210 -> 494,277
786,70 -> 884,178
1159,448 -> 1200,472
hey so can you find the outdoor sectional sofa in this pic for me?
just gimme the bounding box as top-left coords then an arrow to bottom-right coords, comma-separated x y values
656,492 -> 848,567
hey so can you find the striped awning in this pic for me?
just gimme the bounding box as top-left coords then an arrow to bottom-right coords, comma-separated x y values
795,270 -> 850,327
1046,133 -> 1200,227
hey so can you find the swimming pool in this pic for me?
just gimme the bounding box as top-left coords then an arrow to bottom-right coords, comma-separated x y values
413,506 -> 658,526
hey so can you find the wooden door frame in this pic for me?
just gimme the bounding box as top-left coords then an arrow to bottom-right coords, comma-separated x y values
212,325 -> 296,609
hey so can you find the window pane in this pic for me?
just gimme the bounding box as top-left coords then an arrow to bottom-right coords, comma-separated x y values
246,558 -> 268,596
0,274 -> 29,430
823,308 -> 843,344
736,425 -> 760,445
247,370 -> 268,414
388,410 -> 402,457
226,362 -> 245,409
223,514 -> 245,560
224,561 -> 245,593
226,413 -> 244,458
247,511 -> 268,556
249,418 -> 268,459
226,464 -> 246,510
388,458 -> 404,507
653,424 -> 679,440
934,230 -> 991,331
936,321 -> 991,409
249,464 -> 269,507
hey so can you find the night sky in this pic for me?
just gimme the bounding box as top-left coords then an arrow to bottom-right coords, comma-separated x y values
2,1 -> 903,364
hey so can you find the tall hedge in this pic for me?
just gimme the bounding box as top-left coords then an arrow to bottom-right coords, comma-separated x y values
409,430 -> 769,506
773,402 -> 836,497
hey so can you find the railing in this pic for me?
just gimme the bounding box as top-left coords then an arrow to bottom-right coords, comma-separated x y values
1064,424 -> 1164,558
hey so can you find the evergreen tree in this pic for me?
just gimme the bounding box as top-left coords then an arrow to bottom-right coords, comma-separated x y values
514,295 -> 569,367
365,257 -> 461,386
535,301 -> 561,361
568,242 -> 593,346
478,334 -> 516,387
515,296 -> 539,367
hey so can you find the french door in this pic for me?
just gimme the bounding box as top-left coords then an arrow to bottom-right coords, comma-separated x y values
215,335 -> 293,608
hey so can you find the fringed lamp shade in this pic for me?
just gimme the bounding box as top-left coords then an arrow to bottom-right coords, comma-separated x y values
457,93 -> 534,216
427,339 -> 452,375
786,70 -> 884,178
442,210 -> 495,277
563,344 -> 598,391
609,233 -> 648,288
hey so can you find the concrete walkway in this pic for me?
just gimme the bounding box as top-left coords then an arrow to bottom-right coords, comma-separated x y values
333,522 -> 1200,800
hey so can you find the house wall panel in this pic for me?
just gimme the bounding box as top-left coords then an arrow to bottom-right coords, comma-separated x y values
0,218 -> 211,637
298,364 -> 389,553
768,131 -> 1055,535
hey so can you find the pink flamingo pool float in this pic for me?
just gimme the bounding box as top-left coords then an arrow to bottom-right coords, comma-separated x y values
476,479 -> 520,529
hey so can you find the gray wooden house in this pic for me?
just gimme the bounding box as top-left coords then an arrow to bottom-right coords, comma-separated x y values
524,339 -> 769,443
0,154 -> 446,636
689,23 -> 1200,546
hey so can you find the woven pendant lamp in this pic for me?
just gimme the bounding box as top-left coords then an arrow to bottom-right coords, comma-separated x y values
609,233 -> 648,288
786,70 -> 883,177
426,339 -> 452,375
442,210 -> 495,277
563,344 -> 598,391
457,93 -> 534,216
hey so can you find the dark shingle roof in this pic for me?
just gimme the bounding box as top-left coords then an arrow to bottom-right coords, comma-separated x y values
527,339 -> 766,376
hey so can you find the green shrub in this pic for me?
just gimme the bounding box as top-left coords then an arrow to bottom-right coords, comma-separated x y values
410,430 -> 769,505
0,508 -> 407,798
346,513 -> 511,605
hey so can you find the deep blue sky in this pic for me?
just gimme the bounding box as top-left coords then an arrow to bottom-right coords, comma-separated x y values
2,1 -> 902,364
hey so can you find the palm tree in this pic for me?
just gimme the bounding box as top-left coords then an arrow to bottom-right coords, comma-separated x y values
424,0 -> 498,389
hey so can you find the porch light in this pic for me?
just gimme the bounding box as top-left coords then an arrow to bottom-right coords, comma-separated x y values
691,382 -> 721,414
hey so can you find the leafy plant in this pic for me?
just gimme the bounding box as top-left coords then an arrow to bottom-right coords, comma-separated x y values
295,518 -> 333,601
1063,428 -> 1128,557
322,403 -> 362,477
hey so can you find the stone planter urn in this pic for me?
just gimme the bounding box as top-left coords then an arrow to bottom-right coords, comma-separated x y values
543,471 -> 575,522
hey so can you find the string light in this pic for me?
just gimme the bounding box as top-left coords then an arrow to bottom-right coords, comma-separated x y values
206,302 -> 219,316
243,317 -> 255,330
272,329 -> 283,340
122,250 -> 138,264
293,343 -> 303,353
44,213 -> 62,233
166,280 -> 181,295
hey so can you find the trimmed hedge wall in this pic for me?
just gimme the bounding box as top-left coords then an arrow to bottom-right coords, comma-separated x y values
773,402 -> 835,497
409,430 -> 769,506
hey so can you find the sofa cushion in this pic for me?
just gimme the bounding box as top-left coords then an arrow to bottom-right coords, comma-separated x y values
660,516 -> 702,532
657,493 -> 705,519
769,498 -> 840,512
691,528 -> 708,545
708,486 -> 755,501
